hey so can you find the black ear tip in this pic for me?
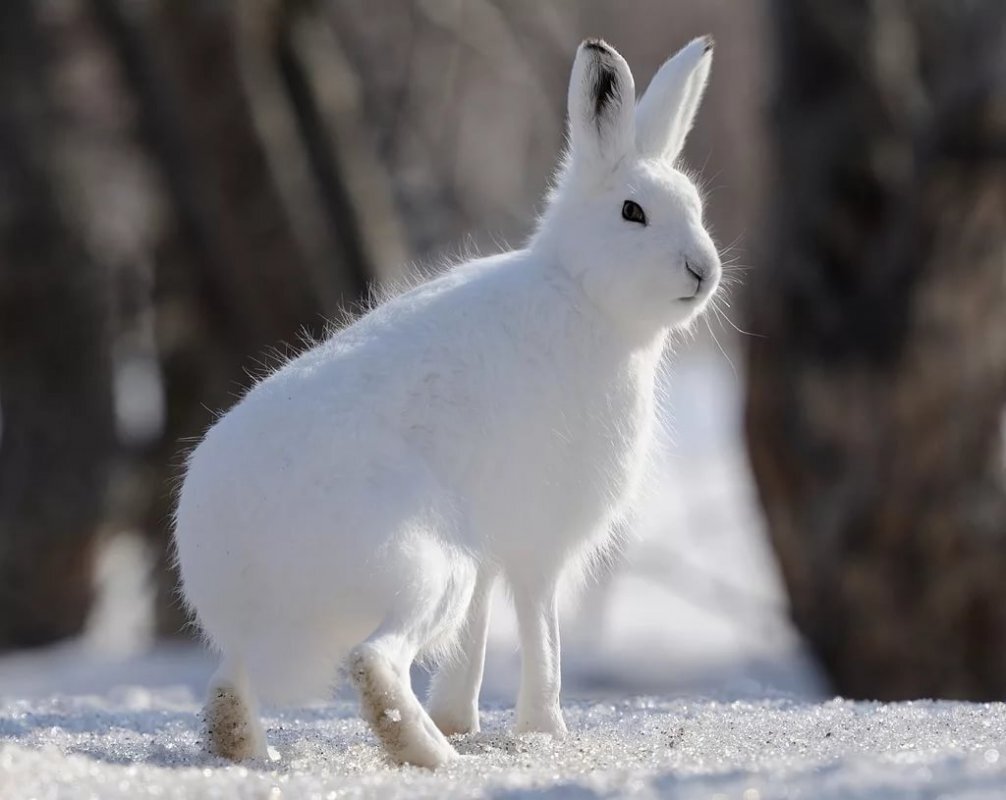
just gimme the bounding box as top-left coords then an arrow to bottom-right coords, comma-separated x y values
583,38 -> 611,55
702,35 -> 715,53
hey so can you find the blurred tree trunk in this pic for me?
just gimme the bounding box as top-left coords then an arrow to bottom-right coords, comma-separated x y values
95,0 -> 397,635
0,1 -> 117,647
747,0 -> 1006,698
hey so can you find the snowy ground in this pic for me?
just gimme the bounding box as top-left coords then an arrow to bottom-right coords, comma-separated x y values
4,344 -> 1004,797
4,689 -> 1006,799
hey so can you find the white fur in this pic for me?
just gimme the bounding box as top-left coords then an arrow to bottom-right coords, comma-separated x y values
174,36 -> 720,768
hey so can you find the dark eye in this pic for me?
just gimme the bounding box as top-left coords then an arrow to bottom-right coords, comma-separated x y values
621,200 -> 647,225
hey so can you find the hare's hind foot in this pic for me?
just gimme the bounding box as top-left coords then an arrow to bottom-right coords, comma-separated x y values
203,660 -> 268,761
350,641 -> 458,769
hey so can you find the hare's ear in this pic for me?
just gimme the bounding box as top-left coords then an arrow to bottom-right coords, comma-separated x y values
635,36 -> 713,162
567,39 -> 635,174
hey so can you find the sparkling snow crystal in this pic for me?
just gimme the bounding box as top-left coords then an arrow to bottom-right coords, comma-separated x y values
3,690 -> 1006,798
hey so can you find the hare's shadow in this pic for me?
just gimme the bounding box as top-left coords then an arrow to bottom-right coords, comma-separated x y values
3,704 -> 366,769
8,699 -> 556,770
3,706 -> 205,767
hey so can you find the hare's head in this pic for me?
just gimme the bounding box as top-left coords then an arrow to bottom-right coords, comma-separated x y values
538,37 -> 721,337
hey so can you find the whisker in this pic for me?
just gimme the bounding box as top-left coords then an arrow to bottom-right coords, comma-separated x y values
705,313 -> 738,380
717,232 -> 745,257
710,297 -> 767,339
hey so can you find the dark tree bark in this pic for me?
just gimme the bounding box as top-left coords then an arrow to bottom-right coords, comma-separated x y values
747,0 -> 1006,699
0,0 -> 117,647
93,0 -> 388,635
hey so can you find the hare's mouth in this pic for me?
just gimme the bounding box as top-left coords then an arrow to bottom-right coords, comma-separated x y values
678,285 -> 704,303
678,281 -> 717,305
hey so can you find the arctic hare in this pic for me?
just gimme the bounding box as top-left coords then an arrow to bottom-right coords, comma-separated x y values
175,36 -> 720,768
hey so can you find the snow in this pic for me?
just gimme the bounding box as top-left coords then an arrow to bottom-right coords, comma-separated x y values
4,342 -> 1003,797
4,688 -> 1006,798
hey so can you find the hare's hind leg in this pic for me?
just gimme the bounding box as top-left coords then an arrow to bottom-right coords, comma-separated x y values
203,657 -> 268,761
349,546 -> 476,768
350,636 -> 457,768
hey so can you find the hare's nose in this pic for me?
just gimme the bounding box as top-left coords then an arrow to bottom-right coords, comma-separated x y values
685,261 -> 705,283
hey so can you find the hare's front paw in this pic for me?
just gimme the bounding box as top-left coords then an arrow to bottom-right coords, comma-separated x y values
515,704 -> 568,738
429,701 -> 480,737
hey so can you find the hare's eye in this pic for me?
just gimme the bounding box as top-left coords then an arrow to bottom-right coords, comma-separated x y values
621,200 -> 647,225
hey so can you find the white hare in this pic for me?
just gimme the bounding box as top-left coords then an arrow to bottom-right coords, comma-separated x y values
175,35 -> 720,768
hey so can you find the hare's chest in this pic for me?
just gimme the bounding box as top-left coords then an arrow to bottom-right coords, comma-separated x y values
478,356 -> 659,545
566,373 -> 657,506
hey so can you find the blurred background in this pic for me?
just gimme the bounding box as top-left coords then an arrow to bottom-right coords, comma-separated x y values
0,0 -> 1003,705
